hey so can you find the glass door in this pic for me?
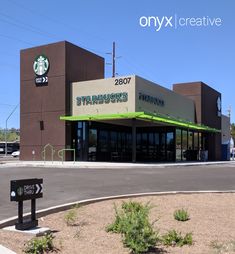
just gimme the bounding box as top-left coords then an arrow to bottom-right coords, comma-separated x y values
160,132 -> 166,161
76,122 -> 83,161
166,132 -> 174,161
88,129 -> 97,161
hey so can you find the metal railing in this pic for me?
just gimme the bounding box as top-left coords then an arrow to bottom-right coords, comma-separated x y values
41,143 -> 56,163
58,149 -> 75,163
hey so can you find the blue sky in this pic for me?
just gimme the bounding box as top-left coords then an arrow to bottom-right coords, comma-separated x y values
0,0 -> 234,128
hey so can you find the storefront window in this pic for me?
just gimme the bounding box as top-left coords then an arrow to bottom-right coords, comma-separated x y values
166,132 -> 174,161
176,129 -> 182,161
188,131 -> 193,150
149,133 -> 155,160
160,133 -> 166,161
142,133 -> 148,160
76,122 -> 83,161
199,132 -> 202,149
99,130 -> 109,161
182,130 -> 188,161
136,133 -> 142,156
88,129 -> 97,161
110,131 -> 118,151
194,132 -> 199,150
155,133 -> 160,161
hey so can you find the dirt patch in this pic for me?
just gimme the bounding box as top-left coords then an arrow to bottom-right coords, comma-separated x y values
0,193 -> 235,254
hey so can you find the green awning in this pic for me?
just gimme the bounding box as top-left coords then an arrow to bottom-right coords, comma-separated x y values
60,112 -> 220,133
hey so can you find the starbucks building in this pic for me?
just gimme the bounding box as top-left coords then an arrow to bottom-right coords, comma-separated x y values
20,41 -> 224,162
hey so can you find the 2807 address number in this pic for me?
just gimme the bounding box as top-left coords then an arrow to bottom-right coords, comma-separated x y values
115,77 -> 131,85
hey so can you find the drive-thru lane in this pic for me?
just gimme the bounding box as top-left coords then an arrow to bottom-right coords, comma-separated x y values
0,164 -> 235,220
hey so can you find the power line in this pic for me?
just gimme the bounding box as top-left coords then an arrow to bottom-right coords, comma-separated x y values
3,0 -> 160,82
121,56 -> 156,82
117,43 -> 161,82
0,62 -> 18,69
0,33 -> 34,46
0,104 -> 17,107
8,0 -> 110,53
0,14 -> 60,40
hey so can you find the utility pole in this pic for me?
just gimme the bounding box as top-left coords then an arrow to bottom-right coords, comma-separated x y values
228,106 -> 231,118
112,42 -> 115,78
228,106 -> 232,137
5,104 -> 19,157
106,41 -> 120,78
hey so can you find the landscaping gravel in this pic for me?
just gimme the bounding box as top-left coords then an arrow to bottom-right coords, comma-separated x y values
0,193 -> 235,254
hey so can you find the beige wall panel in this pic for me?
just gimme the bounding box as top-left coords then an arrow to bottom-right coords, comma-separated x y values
72,76 -> 136,115
72,75 -> 195,123
135,76 -> 195,122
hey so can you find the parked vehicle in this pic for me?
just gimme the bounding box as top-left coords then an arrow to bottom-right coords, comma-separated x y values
12,151 -> 20,157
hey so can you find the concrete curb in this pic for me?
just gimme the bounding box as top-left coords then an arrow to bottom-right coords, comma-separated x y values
1,160 -> 235,169
0,244 -> 17,254
1,190 -> 235,229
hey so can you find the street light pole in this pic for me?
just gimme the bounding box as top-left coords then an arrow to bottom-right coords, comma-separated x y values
5,103 -> 19,157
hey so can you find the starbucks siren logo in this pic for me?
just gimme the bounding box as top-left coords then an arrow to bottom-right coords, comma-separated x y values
17,187 -> 24,196
217,97 -> 221,112
33,55 -> 49,76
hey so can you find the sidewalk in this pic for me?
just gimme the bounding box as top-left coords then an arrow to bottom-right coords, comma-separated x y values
0,159 -> 235,169
0,245 -> 16,254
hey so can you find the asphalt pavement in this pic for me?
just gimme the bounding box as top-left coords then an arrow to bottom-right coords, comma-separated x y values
0,163 -> 235,221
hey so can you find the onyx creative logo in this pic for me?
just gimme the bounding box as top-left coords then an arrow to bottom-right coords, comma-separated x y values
33,55 -> 49,85
139,15 -> 222,32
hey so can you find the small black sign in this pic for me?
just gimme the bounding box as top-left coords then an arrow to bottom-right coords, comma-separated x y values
35,76 -> 48,85
10,178 -> 43,202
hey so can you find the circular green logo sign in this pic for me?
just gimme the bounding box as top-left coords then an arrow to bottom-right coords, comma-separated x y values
33,55 -> 50,76
217,97 -> 221,112
17,187 -> 24,196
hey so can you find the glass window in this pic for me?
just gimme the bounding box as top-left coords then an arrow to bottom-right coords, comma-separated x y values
194,132 -> 199,150
88,129 -> 97,161
176,129 -> 182,161
142,133 -> 148,160
149,133 -> 155,161
137,133 -> 141,152
160,133 -> 166,161
182,130 -> 188,161
77,129 -> 82,138
167,132 -> 174,148
155,133 -> 159,157
110,131 -> 117,151
126,133 -> 132,150
199,132 -> 202,149
166,132 -> 174,161
99,130 -> 108,152
149,133 -> 154,146
188,131 -> 193,150
142,133 -> 148,152
78,122 -> 82,128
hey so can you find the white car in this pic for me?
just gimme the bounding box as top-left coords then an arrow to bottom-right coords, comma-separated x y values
12,151 -> 20,157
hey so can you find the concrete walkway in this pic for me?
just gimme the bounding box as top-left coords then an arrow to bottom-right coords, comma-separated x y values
0,159 -> 235,169
0,245 -> 17,254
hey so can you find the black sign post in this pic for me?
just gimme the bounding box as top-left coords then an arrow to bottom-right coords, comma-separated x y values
10,178 -> 43,230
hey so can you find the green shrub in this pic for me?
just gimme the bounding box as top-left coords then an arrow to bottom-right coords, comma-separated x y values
106,203 -> 123,233
174,209 -> 190,221
122,211 -> 158,254
161,229 -> 193,247
64,208 -> 77,226
106,201 -> 158,254
24,233 -> 55,254
122,200 -> 151,214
